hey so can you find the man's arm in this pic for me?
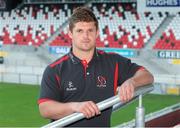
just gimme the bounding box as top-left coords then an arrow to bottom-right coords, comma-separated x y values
118,69 -> 154,102
39,100 -> 100,120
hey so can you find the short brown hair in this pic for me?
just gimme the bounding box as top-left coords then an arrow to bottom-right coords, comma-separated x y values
69,6 -> 98,31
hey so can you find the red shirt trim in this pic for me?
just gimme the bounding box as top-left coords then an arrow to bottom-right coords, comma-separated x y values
114,62 -> 118,95
81,60 -> 88,78
55,74 -> 60,88
137,66 -> 146,71
50,55 -> 69,68
38,98 -> 52,104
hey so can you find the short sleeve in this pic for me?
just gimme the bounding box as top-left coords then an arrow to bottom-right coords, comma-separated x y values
117,56 -> 141,85
39,66 -> 61,102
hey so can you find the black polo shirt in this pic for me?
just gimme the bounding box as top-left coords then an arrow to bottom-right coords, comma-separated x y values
39,49 -> 142,127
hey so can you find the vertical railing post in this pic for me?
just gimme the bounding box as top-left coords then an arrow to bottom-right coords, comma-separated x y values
135,94 -> 145,127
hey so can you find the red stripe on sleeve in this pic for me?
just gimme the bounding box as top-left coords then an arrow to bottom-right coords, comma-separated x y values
137,66 -> 146,71
38,98 -> 52,104
50,55 -> 69,68
55,74 -> 60,88
114,63 -> 119,95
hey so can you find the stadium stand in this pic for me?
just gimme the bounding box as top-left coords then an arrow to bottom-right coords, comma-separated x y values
1,1 -> 179,75
153,13 -> 180,50
50,2 -> 166,49
0,2 -> 167,49
0,3 -> 83,46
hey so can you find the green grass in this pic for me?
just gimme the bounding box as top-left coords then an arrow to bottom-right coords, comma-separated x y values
0,82 -> 179,127
0,82 -> 49,127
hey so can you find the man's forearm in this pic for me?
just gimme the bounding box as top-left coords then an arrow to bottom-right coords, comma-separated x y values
39,100 -> 76,120
131,69 -> 154,88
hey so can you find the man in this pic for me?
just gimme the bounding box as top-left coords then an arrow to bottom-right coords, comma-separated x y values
38,7 -> 154,127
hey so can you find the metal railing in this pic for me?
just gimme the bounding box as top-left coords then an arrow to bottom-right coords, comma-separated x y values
42,84 -> 153,128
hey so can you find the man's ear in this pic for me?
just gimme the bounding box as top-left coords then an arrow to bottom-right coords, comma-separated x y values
68,29 -> 72,39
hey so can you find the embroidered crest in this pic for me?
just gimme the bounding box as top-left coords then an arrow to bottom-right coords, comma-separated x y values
97,76 -> 107,88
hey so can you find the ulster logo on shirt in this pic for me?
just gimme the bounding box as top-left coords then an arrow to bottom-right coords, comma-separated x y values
97,76 -> 107,88
66,81 -> 77,91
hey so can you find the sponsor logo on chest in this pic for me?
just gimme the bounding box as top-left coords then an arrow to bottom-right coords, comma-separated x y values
66,81 -> 77,91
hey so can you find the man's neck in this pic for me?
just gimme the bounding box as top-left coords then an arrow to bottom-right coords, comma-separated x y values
72,48 -> 95,63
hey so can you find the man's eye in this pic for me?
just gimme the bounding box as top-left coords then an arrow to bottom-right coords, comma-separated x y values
77,30 -> 82,32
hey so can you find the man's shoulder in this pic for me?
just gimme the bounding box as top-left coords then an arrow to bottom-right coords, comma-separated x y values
97,49 -> 123,58
49,54 -> 70,68
97,49 -> 129,63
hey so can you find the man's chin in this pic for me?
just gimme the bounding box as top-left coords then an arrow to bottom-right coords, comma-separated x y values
80,47 -> 94,52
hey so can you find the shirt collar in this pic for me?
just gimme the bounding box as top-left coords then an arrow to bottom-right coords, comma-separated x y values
68,48 -> 99,64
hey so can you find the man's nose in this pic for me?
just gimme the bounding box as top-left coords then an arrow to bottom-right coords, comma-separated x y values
83,31 -> 89,38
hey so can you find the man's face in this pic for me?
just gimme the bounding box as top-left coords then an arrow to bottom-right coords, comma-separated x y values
68,22 -> 99,52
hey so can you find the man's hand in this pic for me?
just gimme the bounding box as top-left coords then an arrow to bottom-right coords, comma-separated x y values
118,78 -> 135,102
71,101 -> 101,119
